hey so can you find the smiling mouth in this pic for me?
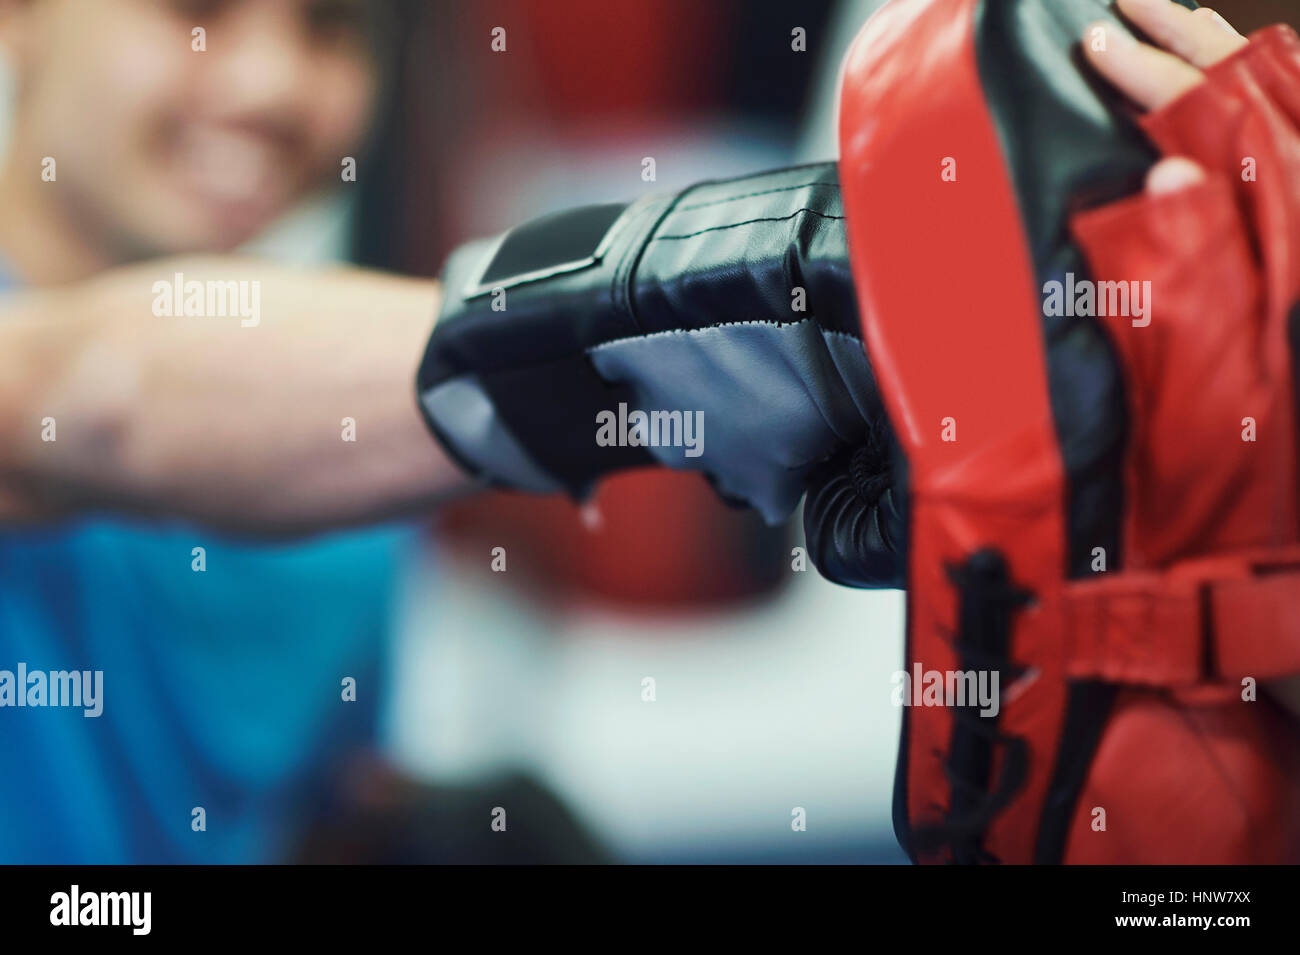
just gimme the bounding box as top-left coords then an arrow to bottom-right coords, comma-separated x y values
171,123 -> 296,221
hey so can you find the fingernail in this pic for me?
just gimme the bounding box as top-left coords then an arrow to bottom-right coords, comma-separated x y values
1204,10 -> 1239,36
1147,157 -> 1206,195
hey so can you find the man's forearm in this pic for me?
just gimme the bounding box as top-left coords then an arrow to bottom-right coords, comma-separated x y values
0,257 -> 471,532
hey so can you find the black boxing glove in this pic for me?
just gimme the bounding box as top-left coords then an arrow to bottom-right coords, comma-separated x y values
417,164 -> 901,563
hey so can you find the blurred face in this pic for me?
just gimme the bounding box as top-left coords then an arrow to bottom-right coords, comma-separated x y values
2,0 -> 382,255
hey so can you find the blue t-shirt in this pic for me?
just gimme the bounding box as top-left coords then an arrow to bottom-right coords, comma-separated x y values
0,268 -> 417,863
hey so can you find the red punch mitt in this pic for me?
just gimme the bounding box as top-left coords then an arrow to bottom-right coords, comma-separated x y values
838,0 -> 1300,864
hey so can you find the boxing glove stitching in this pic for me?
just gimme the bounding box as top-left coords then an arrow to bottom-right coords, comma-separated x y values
652,208 -> 846,243
585,316 -> 862,353
674,179 -> 839,212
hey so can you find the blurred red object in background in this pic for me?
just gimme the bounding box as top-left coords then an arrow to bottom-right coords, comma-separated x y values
438,469 -> 788,612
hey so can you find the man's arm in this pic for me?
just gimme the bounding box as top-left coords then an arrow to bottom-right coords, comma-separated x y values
0,256 -> 471,533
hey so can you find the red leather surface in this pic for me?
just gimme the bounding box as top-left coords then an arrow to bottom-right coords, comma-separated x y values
1061,546 -> 1300,684
1064,689 -> 1300,864
838,0 -> 1070,864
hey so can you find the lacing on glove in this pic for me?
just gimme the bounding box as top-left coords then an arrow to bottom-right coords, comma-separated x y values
910,552 -> 1033,865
